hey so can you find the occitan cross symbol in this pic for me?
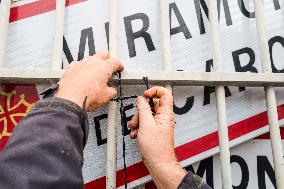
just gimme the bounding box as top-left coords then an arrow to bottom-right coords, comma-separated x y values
0,90 -> 34,139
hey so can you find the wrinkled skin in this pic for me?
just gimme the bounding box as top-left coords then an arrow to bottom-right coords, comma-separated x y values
55,53 -> 186,189
128,87 -> 187,189
55,52 -> 124,111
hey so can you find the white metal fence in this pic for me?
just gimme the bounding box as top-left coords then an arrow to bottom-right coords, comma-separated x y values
0,0 -> 284,189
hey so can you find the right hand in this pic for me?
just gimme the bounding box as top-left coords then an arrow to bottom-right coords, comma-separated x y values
128,87 -> 186,189
55,52 -> 124,111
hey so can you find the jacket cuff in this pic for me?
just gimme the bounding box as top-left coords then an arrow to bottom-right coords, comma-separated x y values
178,172 -> 212,189
33,97 -> 89,147
34,98 -> 82,117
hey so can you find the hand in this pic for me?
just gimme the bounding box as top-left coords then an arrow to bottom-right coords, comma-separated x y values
128,87 -> 186,189
55,52 -> 124,111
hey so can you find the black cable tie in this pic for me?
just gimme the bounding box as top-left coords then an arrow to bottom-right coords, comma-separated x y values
111,95 -> 138,102
81,96 -> 88,147
143,77 -> 150,90
143,77 -> 155,113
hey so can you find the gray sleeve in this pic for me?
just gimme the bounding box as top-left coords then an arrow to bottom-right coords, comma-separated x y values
0,97 -> 89,189
178,172 -> 212,189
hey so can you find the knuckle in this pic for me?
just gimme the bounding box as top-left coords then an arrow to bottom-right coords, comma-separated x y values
137,106 -> 151,112
89,55 -> 101,62
164,88 -> 171,95
108,88 -> 117,98
108,58 -> 118,65
165,92 -> 173,99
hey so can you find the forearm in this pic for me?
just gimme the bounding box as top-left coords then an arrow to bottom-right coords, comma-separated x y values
148,161 -> 212,189
147,161 -> 187,189
0,97 -> 88,189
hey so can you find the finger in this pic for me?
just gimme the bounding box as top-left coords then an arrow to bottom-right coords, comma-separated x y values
86,87 -> 117,112
87,55 -> 104,64
130,129 -> 138,139
144,87 -> 173,107
144,86 -> 169,98
106,87 -> 117,101
107,58 -> 124,74
66,61 -> 76,69
63,61 -> 77,76
96,51 -> 110,60
136,96 -> 155,128
128,113 -> 139,130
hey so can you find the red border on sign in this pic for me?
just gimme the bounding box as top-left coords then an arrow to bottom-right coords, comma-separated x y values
85,104 -> 284,189
143,129 -> 284,189
7,1 -> 284,188
9,0 -> 86,23
257,127 -> 284,139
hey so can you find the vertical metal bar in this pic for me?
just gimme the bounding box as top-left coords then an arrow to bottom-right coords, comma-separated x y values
109,0 -> 118,58
160,0 -> 171,72
107,101 -> 118,189
52,0 -> 66,69
160,0 -> 172,90
0,0 -> 11,67
253,1 -> 284,188
208,1 -> 233,189
106,0 -> 118,188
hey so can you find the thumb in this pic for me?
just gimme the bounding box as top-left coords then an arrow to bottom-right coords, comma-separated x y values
136,96 -> 155,129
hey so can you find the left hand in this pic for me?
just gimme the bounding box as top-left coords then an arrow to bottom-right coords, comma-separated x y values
55,52 -> 124,111
128,87 -> 186,189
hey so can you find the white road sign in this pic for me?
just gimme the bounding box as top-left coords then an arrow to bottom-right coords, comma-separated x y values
1,0 -> 284,188
144,130 -> 284,189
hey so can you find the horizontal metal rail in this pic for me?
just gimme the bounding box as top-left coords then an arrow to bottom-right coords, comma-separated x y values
1,69 -> 284,86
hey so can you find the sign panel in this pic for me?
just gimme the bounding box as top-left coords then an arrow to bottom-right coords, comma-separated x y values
145,129 -> 284,189
1,0 -> 284,188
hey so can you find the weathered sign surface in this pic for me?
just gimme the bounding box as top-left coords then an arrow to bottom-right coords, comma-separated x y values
145,129 -> 284,189
1,0 -> 284,188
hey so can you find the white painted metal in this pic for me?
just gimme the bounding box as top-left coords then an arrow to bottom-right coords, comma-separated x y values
106,101 -> 118,189
0,0 -> 11,67
52,0 -> 66,69
208,0 -> 232,188
160,0 -> 171,73
253,1 -> 284,188
160,0 -> 172,92
1,69 -> 284,86
106,0 -> 118,188
109,0 -> 118,58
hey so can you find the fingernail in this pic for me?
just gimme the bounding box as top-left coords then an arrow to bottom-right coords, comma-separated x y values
136,96 -> 143,105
